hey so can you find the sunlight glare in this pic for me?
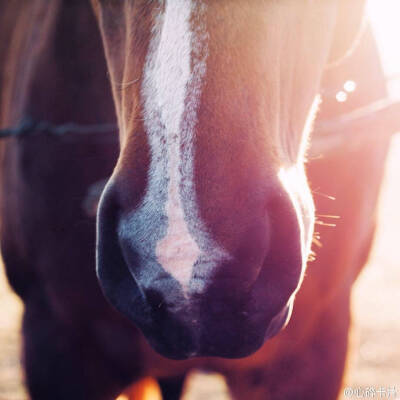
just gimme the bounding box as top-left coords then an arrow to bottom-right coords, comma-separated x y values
336,91 -> 348,103
344,80 -> 357,93
368,0 -> 400,98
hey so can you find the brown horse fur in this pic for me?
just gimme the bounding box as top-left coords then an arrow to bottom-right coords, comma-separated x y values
0,1 -> 392,399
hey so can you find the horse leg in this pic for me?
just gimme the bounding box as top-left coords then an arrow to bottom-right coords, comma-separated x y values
158,376 -> 186,400
22,290 -> 141,400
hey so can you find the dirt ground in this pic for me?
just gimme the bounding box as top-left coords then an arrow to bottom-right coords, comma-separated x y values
0,260 -> 26,400
1,137 -> 399,399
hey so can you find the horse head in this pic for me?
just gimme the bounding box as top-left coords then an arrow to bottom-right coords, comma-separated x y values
92,0 -> 366,359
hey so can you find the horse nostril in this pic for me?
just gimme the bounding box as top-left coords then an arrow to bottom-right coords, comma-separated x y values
146,289 -> 167,311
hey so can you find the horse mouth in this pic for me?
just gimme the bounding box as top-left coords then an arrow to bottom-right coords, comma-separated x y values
98,229 -> 299,360
137,293 -> 295,360
97,230 -> 299,360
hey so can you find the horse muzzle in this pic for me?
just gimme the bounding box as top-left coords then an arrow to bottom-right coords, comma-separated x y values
96,172 -> 309,359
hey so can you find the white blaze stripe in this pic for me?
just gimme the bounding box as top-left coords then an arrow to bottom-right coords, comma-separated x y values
140,0 -> 218,291
151,0 -> 200,288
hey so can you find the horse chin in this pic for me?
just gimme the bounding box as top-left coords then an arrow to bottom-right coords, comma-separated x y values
143,300 -> 294,360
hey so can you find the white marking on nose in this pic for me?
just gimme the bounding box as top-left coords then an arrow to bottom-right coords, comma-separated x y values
152,0 -> 200,288
156,125 -> 201,286
140,0 -> 216,291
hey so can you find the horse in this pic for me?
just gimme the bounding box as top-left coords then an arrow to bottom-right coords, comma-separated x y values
0,0 -> 393,399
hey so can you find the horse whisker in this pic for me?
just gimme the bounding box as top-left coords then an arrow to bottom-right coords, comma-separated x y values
316,214 -> 340,219
312,190 -> 336,201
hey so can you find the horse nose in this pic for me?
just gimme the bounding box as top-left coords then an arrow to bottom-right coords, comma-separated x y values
97,173 -> 307,359
98,172 -> 304,298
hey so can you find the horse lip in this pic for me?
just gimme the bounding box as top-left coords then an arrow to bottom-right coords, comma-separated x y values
264,299 -> 293,341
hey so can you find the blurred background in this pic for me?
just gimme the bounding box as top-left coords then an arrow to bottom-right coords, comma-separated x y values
0,1 -> 399,399
344,0 -> 400,390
